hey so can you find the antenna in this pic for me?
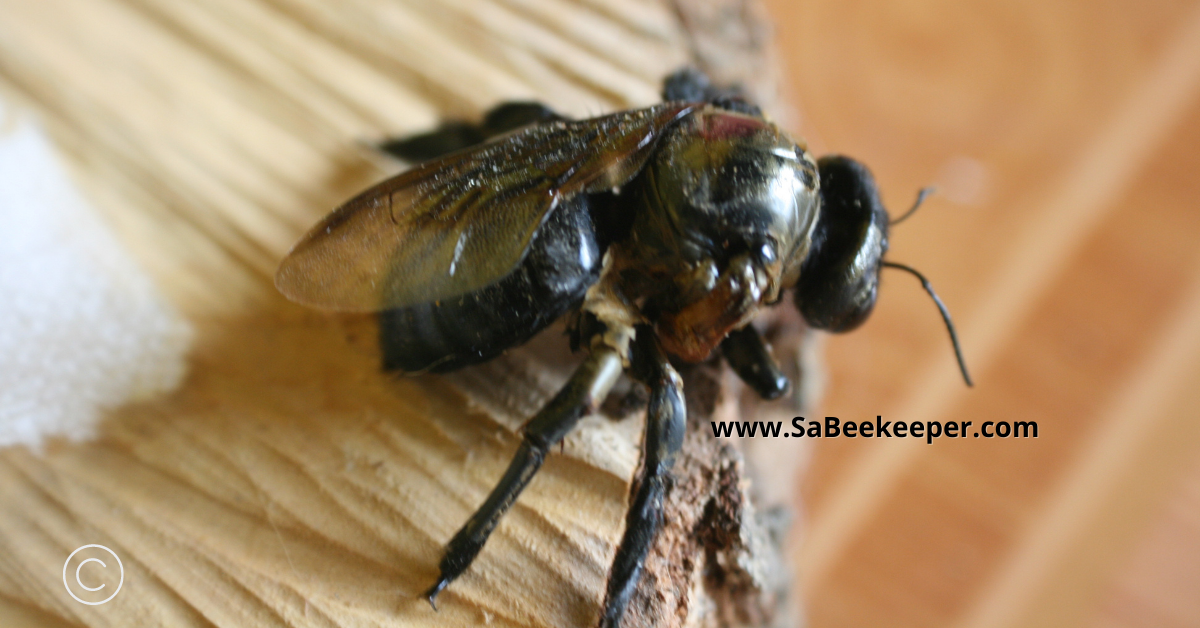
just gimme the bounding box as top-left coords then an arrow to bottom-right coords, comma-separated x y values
881,261 -> 973,387
890,187 -> 936,225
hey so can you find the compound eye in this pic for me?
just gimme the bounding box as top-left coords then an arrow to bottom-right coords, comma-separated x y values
795,269 -> 880,332
795,155 -> 888,333
830,280 -> 878,332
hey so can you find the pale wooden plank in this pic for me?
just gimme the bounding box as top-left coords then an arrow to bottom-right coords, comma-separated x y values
0,1 -> 799,626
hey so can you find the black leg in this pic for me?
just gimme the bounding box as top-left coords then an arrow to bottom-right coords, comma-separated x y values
479,102 -> 565,135
425,347 -> 623,608
380,101 -> 564,162
599,331 -> 686,628
720,324 -> 791,400
662,67 -> 712,102
379,122 -> 485,162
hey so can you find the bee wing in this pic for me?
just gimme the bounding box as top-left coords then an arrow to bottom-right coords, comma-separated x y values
275,103 -> 695,312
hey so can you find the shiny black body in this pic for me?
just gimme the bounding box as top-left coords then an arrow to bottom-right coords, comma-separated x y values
379,78 -> 825,377
281,68 -> 970,628
379,102 -> 624,373
374,72 -> 871,627
379,194 -> 603,372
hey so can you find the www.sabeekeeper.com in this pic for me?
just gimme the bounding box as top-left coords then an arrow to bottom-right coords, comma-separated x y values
711,416 -> 1038,444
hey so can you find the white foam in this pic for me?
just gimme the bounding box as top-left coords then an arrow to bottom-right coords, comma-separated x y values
0,107 -> 193,448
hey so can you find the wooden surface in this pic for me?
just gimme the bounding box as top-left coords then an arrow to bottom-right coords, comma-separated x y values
0,1 -> 795,627
761,0 -> 1200,626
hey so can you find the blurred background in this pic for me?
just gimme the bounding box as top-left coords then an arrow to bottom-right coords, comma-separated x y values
762,1 -> 1200,626
2,0 -> 1199,626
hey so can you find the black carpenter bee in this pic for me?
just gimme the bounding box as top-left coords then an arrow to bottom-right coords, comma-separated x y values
275,68 -> 971,628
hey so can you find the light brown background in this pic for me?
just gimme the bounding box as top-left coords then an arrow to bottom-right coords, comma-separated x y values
760,0 -> 1200,626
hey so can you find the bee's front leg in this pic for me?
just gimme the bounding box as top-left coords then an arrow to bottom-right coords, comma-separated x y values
599,328 -> 686,628
424,345 -> 623,607
720,323 -> 791,400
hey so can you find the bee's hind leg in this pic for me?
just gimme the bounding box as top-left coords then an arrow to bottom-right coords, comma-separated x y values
600,329 -> 686,628
424,345 -> 624,607
379,121 -> 485,162
478,102 -> 565,135
380,102 -> 565,162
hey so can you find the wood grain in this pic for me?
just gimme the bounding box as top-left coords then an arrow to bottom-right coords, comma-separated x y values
0,1 -> 799,627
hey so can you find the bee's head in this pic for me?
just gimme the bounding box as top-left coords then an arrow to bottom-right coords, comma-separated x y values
794,155 -> 890,332
795,155 -> 973,386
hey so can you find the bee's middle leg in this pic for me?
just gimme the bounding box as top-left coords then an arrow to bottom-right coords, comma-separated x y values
599,330 -> 686,628
424,346 -> 623,607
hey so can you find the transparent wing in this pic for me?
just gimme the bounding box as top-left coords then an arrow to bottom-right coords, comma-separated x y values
275,103 -> 695,311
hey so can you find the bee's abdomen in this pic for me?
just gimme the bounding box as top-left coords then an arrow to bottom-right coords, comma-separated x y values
379,197 -> 601,373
